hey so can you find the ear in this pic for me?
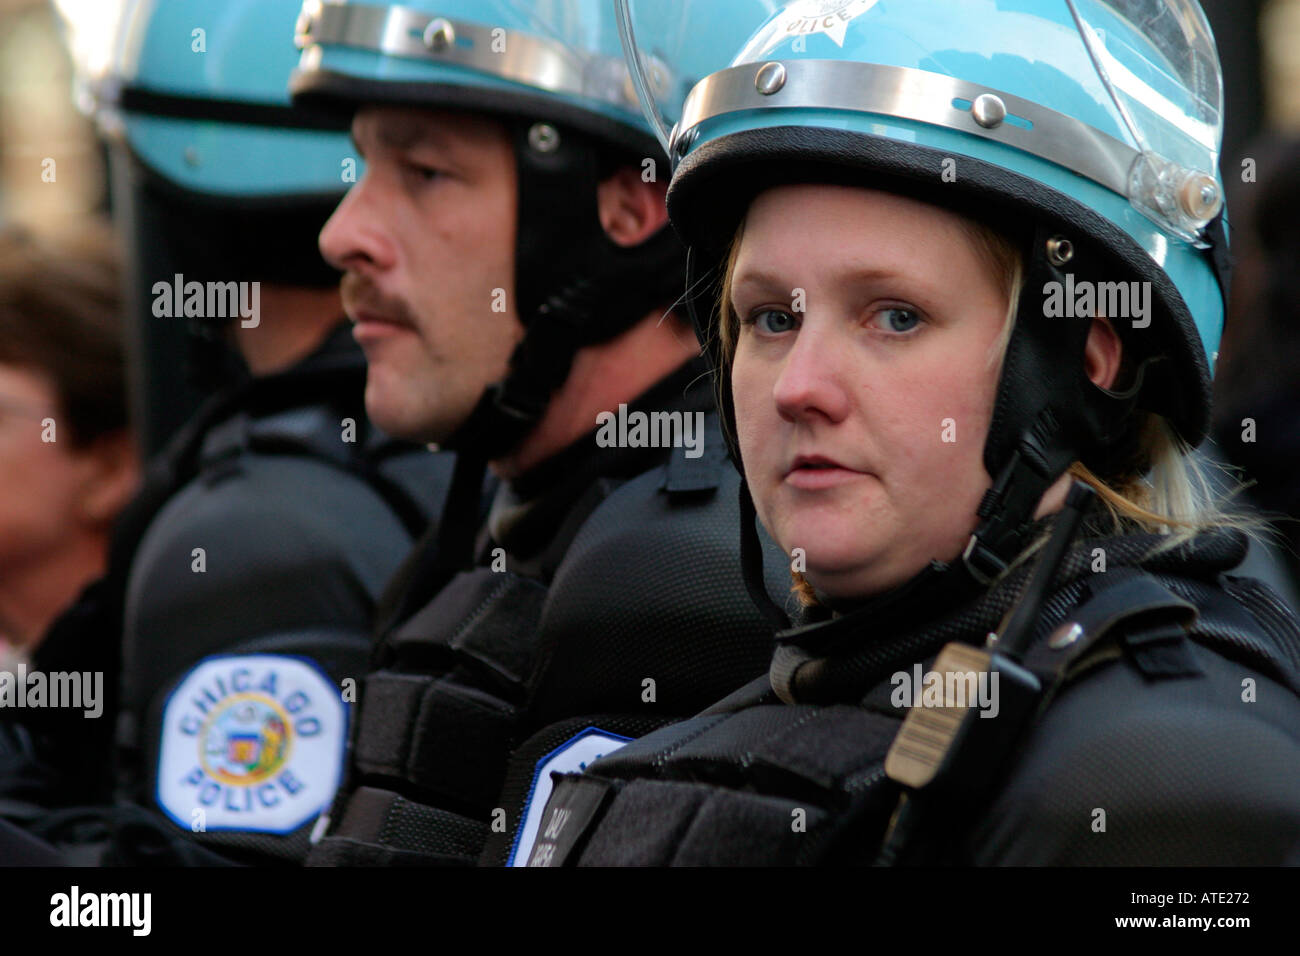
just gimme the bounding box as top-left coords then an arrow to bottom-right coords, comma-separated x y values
1084,316 -> 1123,390
75,430 -> 140,528
596,166 -> 669,247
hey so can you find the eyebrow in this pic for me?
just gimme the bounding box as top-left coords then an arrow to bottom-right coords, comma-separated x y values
730,266 -> 904,298
354,115 -> 453,155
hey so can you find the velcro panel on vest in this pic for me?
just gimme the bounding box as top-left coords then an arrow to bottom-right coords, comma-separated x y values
352,569 -> 548,810
1124,623 -> 1203,677
354,674 -> 519,810
352,671 -> 426,776
307,785 -> 489,867
539,702 -> 906,865
594,704 -> 896,808
577,778 -> 830,866
388,568 -> 548,689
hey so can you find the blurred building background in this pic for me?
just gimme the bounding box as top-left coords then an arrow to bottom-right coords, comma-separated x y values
0,0 -> 123,230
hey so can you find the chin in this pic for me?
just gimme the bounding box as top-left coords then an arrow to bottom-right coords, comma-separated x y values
804,559 -> 909,602
775,509 -> 883,566
364,385 -> 430,444
370,378 -> 488,447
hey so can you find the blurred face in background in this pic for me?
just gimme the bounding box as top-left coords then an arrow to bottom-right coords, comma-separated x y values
0,364 -> 134,646
0,224 -> 137,650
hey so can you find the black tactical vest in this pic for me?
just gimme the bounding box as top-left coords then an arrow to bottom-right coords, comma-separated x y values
309,366 -> 791,866
527,523 -> 1300,866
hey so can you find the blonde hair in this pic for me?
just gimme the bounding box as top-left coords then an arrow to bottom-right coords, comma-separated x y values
715,205 -> 1265,607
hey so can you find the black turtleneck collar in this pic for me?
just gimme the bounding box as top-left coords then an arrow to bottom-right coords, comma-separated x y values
770,498 -> 1250,705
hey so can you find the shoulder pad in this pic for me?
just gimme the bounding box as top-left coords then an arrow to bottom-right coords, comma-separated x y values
527,458 -> 791,724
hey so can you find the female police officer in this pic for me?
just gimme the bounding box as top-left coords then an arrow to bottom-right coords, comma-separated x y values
522,0 -> 1300,865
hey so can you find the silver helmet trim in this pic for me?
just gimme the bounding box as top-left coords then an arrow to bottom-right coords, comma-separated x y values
675,59 -> 1221,240
295,1 -> 643,115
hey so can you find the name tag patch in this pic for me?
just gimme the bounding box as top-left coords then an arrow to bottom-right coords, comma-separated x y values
508,728 -> 629,867
156,655 -> 346,835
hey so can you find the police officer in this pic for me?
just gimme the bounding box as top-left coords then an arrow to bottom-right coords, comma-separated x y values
6,0 -> 454,865
289,0 -> 787,866
527,0 -> 1300,866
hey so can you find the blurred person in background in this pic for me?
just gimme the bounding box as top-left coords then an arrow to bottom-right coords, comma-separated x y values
0,222 -> 138,847
0,223 -> 136,664
0,0 -> 454,864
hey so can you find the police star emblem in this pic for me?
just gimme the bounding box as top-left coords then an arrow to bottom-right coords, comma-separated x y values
778,0 -> 882,47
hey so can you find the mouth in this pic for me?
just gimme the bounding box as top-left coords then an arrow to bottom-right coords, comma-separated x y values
350,308 -> 416,342
784,454 -> 868,489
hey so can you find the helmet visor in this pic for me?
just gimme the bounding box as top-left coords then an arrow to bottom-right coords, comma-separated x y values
1066,0 -> 1222,171
616,0 -> 781,155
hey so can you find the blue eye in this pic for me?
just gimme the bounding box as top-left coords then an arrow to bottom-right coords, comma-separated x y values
752,309 -> 797,334
875,308 -> 921,333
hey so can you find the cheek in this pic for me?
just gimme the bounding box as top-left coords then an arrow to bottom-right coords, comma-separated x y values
729,351 -> 770,467
944,352 -> 1000,455
0,442 -> 83,546
882,348 -> 999,505
909,356 -> 998,509
430,193 -> 517,326
452,177 -> 515,276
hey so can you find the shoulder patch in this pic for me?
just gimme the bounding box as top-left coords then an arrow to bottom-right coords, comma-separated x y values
507,728 -> 631,867
156,655 -> 347,835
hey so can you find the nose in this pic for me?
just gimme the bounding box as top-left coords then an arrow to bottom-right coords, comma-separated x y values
318,173 -> 397,275
771,317 -> 852,426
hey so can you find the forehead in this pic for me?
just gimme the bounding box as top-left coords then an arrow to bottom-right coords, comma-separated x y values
351,105 -> 508,154
0,363 -> 57,406
739,184 -> 971,265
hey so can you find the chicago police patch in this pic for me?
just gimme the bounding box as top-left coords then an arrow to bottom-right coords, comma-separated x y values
156,655 -> 346,834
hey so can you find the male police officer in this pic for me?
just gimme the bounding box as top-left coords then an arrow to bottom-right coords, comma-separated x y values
2,0 -> 453,865
290,0 -> 785,865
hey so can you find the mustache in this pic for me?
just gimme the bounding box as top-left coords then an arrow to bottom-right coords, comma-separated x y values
340,272 -> 417,327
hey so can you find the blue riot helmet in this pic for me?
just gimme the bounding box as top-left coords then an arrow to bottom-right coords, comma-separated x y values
70,0 -> 361,454
290,0 -> 779,461
619,0 -> 1230,595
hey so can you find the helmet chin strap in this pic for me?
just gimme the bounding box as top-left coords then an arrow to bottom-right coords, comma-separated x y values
429,120 -> 685,580
962,223 -> 1138,583
736,223 -> 1141,652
